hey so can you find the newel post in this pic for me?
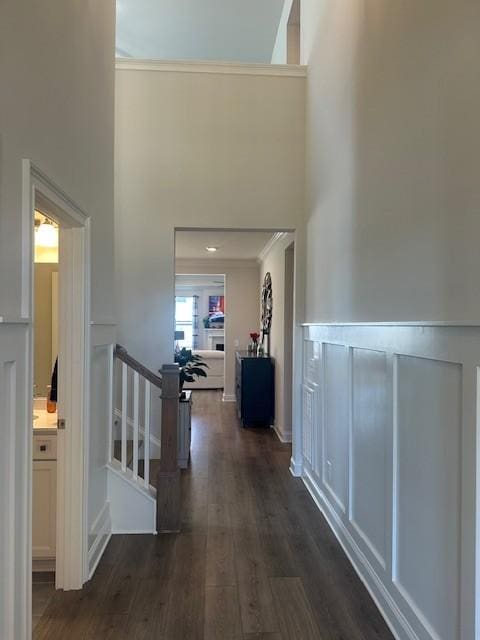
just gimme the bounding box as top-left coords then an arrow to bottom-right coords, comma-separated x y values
157,363 -> 180,532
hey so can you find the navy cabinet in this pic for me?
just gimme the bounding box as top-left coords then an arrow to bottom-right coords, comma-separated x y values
235,351 -> 274,427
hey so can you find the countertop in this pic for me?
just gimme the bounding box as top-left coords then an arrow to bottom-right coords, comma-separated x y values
33,406 -> 57,433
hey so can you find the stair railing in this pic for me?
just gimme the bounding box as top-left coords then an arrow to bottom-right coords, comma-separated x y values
110,344 -> 180,532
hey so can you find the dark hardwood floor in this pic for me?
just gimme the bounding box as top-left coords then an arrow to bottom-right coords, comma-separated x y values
34,390 -> 394,640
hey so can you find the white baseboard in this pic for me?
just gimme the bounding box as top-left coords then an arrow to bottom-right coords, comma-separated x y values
88,502 -> 112,579
110,529 -> 158,535
302,467 -> 416,640
271,425 -> 292,443
289,456 -> 303,477
222,394 -> 236,402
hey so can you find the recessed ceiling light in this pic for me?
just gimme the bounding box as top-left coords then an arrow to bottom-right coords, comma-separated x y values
206,246 -> 219,253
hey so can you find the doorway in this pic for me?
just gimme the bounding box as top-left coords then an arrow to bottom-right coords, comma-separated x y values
23,162 -> 90,638
32,211 -> 59,627
174,229 -> 296,442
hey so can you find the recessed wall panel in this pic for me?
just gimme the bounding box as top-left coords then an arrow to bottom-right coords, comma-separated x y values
351,348 -> 388,568
395,355 -> 461,640
323,343 -> 349,511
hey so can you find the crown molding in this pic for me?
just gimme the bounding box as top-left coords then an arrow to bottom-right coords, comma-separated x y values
258,232 -> 288,263
116,58 -> 307,78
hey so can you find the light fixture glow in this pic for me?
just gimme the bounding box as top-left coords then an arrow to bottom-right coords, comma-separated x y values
35,219 -> 58,248
206,246 -> 218,253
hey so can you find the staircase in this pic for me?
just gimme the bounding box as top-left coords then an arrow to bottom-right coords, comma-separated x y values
106,345 -> 180,534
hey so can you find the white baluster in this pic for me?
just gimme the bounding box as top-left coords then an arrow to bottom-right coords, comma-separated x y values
121,362 -> 128,472
133,371 -> 139,479
144,380 -> 151,488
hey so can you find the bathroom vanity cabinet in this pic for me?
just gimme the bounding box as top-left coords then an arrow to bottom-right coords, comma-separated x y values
33,429 -> 57,570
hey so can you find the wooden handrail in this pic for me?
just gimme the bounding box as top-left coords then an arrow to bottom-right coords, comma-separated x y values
115,344 -> 163,389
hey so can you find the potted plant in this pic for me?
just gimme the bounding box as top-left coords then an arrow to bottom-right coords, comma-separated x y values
174,347 -> 208,396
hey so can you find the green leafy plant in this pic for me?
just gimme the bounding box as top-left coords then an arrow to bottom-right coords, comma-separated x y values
174,348 -> 208,392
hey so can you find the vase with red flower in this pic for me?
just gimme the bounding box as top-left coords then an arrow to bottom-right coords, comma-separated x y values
248,331 -> 260,355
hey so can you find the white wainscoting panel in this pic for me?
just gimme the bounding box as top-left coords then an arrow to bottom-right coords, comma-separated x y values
351,348 -> 389,572
0,324 -> 30,640
301,324 -> 479,640
394,355 -> 461,640
88,334 -> 115,577
323,343 -> 349,513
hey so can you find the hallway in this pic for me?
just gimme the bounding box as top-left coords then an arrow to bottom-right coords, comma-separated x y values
34,391 -> 393,639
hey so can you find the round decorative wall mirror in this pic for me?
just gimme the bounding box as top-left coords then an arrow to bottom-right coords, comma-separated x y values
261,272 -> 273,353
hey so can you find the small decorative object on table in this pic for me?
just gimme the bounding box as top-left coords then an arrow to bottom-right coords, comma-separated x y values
248,331 -> 260,355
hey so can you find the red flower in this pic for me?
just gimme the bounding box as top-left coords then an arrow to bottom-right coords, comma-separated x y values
250,332 -> 260,341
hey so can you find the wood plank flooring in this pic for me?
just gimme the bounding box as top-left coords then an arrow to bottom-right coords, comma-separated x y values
34,390 -> 394,640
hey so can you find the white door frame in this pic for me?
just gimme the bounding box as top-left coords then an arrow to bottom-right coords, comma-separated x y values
22,160 -> 90,629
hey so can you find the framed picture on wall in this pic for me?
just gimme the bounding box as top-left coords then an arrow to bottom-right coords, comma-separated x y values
209,295 -> 224,315
208,295 -> 225,326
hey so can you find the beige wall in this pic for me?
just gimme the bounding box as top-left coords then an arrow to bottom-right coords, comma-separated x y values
176,259 -> 260,398
0,1 -> 116,322
260,233 -> 295,439
34,264 -> 58,396
302,1 -> 480,322
115,64 -> 305,373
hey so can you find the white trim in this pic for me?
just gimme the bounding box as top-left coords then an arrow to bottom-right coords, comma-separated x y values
116,58 -> 307,78
302,321 -> 480,328
88,532 -> 111,580
258,232 -> 288,263
289,456 -> 303,477
0,317 -> 30,325
87,502 -> 111,579
302,468 -> 416,640
271,424 -> 292,443
222,393 -> 236,403
112,529 -> 158,535
22,160 -> 91,597
56,223 -> 90,592
90,320 -> 117,327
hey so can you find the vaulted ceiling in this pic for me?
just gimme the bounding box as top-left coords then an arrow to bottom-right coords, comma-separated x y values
116,0 -> 285,63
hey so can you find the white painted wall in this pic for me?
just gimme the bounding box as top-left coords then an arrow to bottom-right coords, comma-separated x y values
259,233 -> 295,440
298,4 -> 480,639
176,260 -> 260,399
302,0 -> 480,323
0,3 -> 115,636
115,63 -> 305,378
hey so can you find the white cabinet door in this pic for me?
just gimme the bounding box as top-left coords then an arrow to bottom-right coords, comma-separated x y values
32,461 -> 57,559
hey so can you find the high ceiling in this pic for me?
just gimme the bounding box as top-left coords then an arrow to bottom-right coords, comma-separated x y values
175,230 -> 275,261
116,0 -> 285,63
